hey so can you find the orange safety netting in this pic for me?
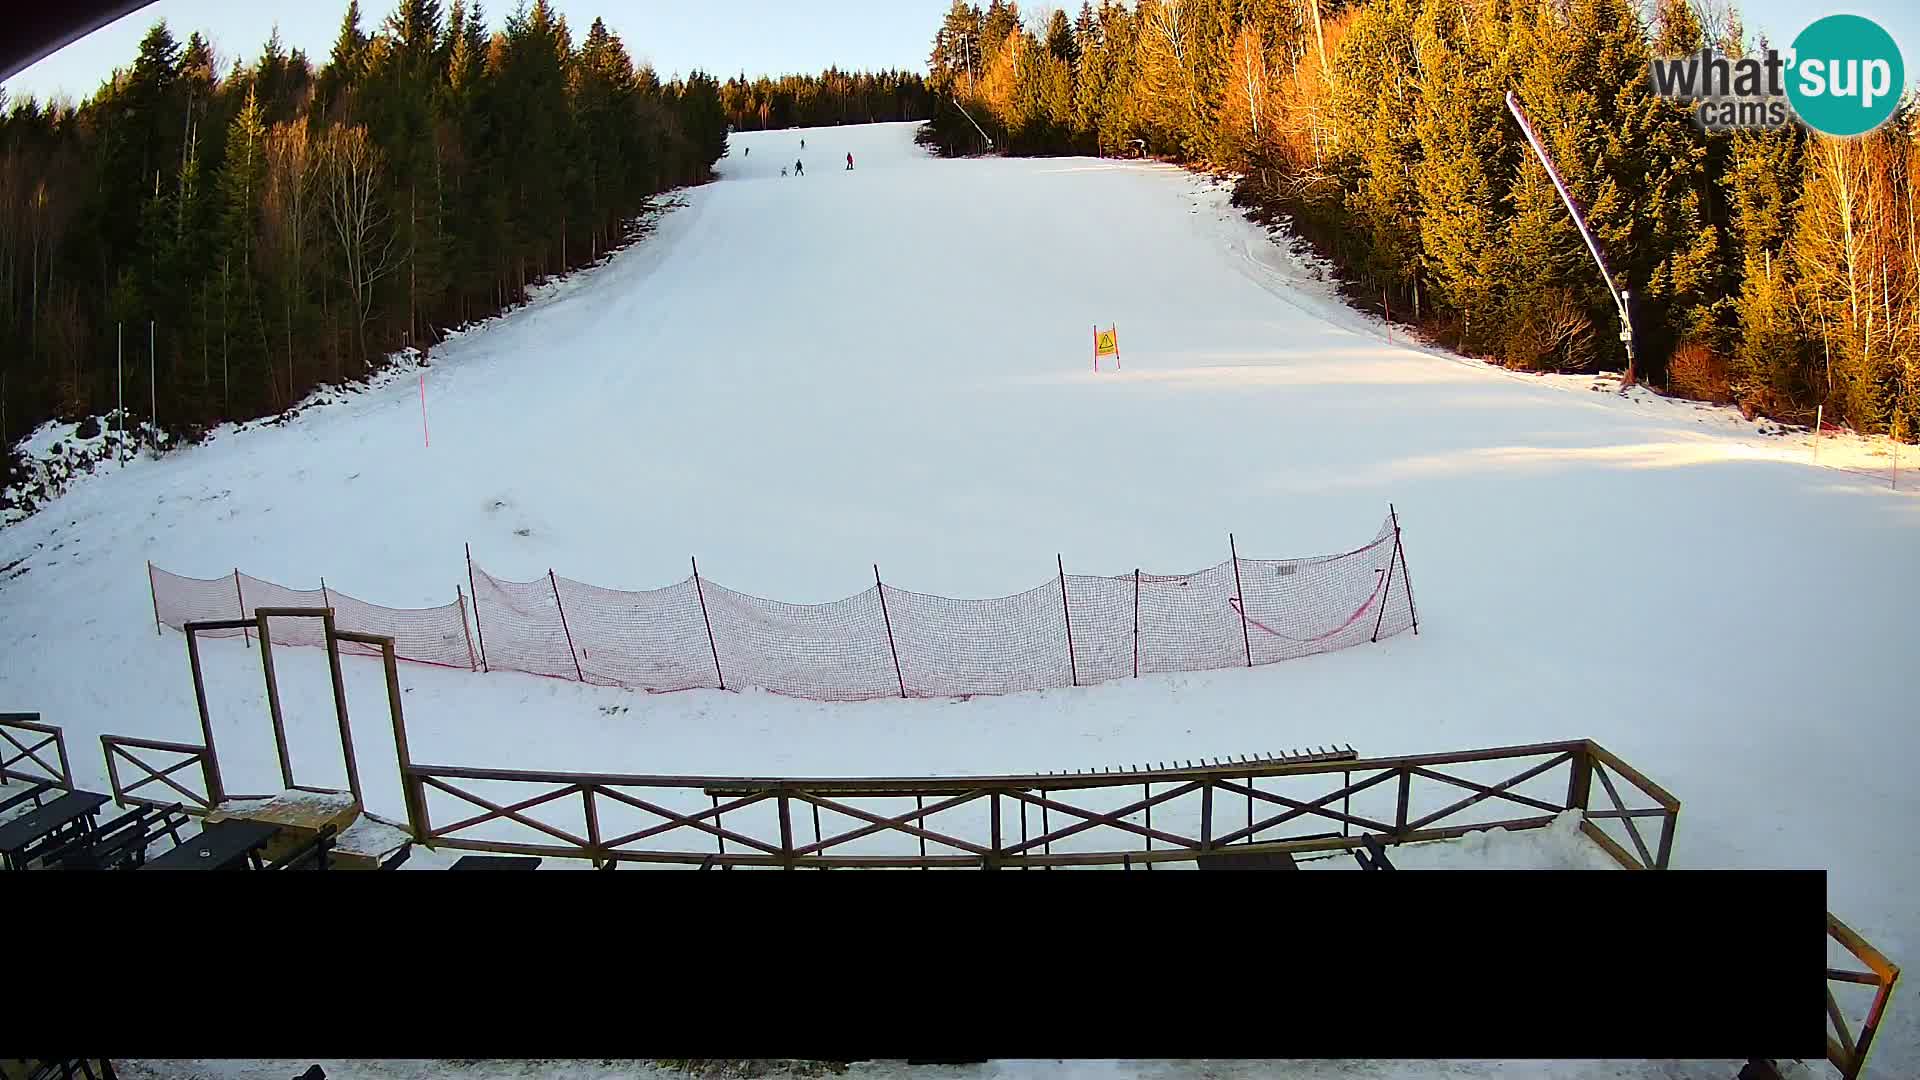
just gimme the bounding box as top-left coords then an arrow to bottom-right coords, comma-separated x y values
148,513 -> 1416,698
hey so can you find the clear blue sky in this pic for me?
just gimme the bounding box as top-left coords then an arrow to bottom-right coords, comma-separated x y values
3,0 -> 1917,106
2,0 -> 957,104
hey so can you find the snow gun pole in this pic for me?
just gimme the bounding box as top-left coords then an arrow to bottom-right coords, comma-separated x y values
1506,90 -> 1636,387
952,93 -> 993,151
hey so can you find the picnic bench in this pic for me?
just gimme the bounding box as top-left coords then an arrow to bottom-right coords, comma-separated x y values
0,781 -> 59,818
42,803 -> 190,870
141,817 -> 280,870
0,790 -> 108,870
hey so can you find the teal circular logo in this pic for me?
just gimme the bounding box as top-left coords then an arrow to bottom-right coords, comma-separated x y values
1786,15 -> 1904,137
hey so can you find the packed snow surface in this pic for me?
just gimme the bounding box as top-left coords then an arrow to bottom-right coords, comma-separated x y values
2,122 -> 1915,1077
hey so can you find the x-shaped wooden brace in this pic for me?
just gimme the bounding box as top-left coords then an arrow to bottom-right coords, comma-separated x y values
1403,752 -> 1571,834
425,777 -> 591,850
1588,760 -> 1655,869
999,782 -> 1204,856
0,727 -> 59,784
594,786 -> 783,856
790,789 -> 993,858
111,746 -> 212,808
1211,769 -> 1398,846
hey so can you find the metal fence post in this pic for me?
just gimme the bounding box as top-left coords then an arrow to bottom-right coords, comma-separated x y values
691,557 -> 724,690
875,565 -> 906,698
549,569 -> 586,682
465,544 -> 490,672
1229,535 -> 1251,667
147,561 -> 162,636
234,569 -> 251,647
1132,568 -> 1141,678
1058,555 -> 1078,687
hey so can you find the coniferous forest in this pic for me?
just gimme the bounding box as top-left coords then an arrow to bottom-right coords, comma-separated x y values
0,0 -> 934,466
922,0 -> 1919,439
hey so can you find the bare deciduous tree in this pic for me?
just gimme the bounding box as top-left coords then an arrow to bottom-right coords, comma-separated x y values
319,123 -> 403,367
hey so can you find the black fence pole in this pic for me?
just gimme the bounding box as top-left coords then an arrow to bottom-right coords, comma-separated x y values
1229,535 -> 1251,667
875,564 -> 907,698
691,556 -> 724,690
549,569 -> 586,682
466,543 -> 489,672
1058,554 -> 1078,687
1391,502 -> 1418,634
1132,568 -> 1140,678
1372,508 -> 1400,643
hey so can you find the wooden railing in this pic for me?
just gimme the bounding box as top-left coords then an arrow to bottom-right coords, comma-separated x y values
1826,912 -> 1901,1080
100,735 -> 223,813
393,739 -> 1679,870
0,713 -> 73,790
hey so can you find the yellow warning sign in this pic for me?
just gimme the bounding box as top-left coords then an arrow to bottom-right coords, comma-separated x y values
1095,328 -> 1119,357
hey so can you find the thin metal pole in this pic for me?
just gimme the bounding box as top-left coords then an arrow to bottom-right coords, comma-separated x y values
692,557 -> 724,690
1373,506 -> 1402,642
549,569 -> 585,681
149,320 -> 156,451
1391,503 -> 1417,634
466,544 -> 489,672
457,587 -> 479,671
1058,555 -> 1078,686
1229,534 -> 1251,667
1132,568 -> 1140,678
234,569 -> 251,647
147,561 -> 162,636
875,564 -> 906,698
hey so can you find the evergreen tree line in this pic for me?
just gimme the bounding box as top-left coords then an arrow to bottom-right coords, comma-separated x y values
721,70 -> 934,131
922,0 -> 1919,438
0,0 -> 730,460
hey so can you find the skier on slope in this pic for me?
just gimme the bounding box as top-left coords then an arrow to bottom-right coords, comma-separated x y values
795,159 -> 804,176
801,138 -> 806,149
846,152 -> 854,170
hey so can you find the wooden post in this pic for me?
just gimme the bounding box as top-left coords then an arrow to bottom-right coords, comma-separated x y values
466,544 -> 489,673
549,569 -> 586,682
1814,404 -> 1823,464
457,587 -> 478,671
234,569 -> 251,647
988,792 -> 1001,869
875,565 -> 906,698
583,787 -> 603,868
1132,568 -> 1140,678
692,557 -> 724,690
256,611 -> 295,791
385,641 -> 428,841
1058,555 -> 1078,687
778,792 -> 794,869
185,628 -> 227,804
1229,535 -> 1251,667
147,562 -> 162,636
1395,768 -> 1411,835
321,609 -> 363,805
1200,782 -> 1214,851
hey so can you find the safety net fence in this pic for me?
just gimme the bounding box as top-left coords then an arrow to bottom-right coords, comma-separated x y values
149,511 -> 1416,700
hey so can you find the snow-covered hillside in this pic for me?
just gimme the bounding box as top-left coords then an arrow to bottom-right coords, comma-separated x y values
1,121 -> 1914,1077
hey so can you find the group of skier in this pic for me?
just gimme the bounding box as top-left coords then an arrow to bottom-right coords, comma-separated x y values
756,137 -> 852,178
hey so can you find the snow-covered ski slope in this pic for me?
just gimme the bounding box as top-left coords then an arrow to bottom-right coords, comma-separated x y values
1,121 -> 1915,1074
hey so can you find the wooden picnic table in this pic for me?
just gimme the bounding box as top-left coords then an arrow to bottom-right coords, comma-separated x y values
141,818 -> 281,870
0,789 -> 108,870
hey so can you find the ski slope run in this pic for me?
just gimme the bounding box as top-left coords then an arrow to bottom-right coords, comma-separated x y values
1,122 -> 1915,1078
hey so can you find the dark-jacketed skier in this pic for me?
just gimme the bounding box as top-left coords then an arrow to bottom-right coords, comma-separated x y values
794,159 -> 804,176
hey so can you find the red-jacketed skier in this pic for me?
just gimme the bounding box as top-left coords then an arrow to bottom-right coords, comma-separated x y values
846,153 -> 854,170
